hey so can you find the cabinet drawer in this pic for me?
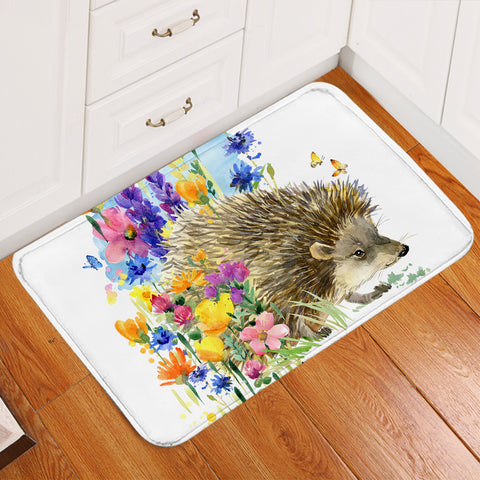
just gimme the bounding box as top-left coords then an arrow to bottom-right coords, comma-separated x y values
87,0 -> 246,104
83,32 -> 242,193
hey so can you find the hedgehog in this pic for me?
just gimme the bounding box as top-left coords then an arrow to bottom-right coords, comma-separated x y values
163,179 -> 409,338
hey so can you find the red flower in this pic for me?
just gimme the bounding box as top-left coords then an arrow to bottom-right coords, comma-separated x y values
151,293 -> 173,313
173,305 -> 194,326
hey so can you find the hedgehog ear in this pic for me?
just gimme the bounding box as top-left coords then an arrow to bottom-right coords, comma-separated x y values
310,242 -> 333,261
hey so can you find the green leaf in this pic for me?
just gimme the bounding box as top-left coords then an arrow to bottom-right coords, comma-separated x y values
387,272 -> 404,285
85,215 -> 107,241
172,390 -> 192,413
266,163 -> 275,179
187,329 -> 202,341
254,378 -> 263,388
272,373 -> 280,381
262,377 -> 272,385
270,302 -> 285,320
186,256 -> 196,268
234,387 -> 247,403
228,359 -> 255,395
177,333 -> 200,362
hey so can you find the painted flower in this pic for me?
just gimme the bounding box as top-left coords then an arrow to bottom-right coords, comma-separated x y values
195,293 -> 234,336
150,326 -> 176,353
223,128 -> 256,156
194,336 -> 225,362
173,304 -> 194,326
188,364 -> 209,389
218,261 -> 250,282
230,286 -> 244,304
193,249 -> 207,262
114,312 -> 148,343
175,175 -> 208,204
92,207 -> 149,263
244,360 -> 266,380
157,347 -> 196,386
204,272 -> 224,287
230,161 -> 263,193
204,285 -> 217,299
130,285 -> 155,311
151,293 -> 173,313
171,269 -> 207,294
114,185 -> 143,209
146,172 -> 186,219
210,374 -> 233,395
126,255 -> 155,285
240,312 -> 289,355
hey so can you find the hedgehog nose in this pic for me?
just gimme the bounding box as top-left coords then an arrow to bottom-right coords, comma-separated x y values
399,244 -> 409,257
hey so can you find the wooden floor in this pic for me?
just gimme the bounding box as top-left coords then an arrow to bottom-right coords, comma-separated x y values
2,67 -> 480,479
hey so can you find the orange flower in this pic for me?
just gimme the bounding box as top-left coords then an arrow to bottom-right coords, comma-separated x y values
193,248 -> 207,262
171,268 -> 207,294
115,312 -> 148,343
157,348 -> 196,386
175,175 -> 208,203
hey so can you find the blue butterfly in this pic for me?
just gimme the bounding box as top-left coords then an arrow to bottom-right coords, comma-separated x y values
83,255 -> 103,270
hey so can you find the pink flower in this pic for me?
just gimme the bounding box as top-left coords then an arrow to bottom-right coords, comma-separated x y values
151,293 -> 173,313
240,312 -> 289,355
244,360 -> 266,379
92,207 -> 148,263
173,305 -> 194,326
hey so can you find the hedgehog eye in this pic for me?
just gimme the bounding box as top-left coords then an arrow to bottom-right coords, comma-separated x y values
353,249 -> 366,259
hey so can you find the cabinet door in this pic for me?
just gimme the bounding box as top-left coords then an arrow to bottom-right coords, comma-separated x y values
348,0 -> 459,122
0,0 -> 88,253
240,0 -> 350,105
442,2 -> 480,160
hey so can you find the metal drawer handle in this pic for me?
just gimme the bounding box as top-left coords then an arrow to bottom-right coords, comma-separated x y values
146,97 -> 193,128
152,9 -> 200,38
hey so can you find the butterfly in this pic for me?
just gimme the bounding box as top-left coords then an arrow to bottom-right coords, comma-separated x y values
331,159 -> 348,177
83,255 -> 103,270
310,152 -> 324,168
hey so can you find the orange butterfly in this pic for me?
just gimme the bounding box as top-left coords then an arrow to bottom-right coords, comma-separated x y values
310,151 -> 324,168
331,159 -> 348,177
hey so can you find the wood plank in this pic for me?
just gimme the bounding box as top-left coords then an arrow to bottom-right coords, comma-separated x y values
408,144 -> 480,314
319,68 -> 418,152
0,256 -> 89,410
38,375 -> 218,480
281,328 -> 480,480
0,358 -> 79,480
364,275 -> 480,458
193,380 -> 356,480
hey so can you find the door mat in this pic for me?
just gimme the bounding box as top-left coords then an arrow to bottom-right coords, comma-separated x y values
13,83 -> 473,446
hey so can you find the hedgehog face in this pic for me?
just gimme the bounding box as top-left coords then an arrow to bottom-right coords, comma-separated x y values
310,216 -> 408,292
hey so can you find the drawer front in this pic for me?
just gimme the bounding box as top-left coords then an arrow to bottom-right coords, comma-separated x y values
87,0 -> 246,104
83,32 -> 242,193
90,0 -> 115,10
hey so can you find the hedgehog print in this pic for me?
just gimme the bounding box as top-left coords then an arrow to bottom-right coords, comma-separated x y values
164,178 -> 409,338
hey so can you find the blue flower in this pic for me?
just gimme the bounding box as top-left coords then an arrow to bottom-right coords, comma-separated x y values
150,327 -> 176,353
114,185 -> 143,209
230,161 -> 263,192
126,255 -> 155,285
211,374 -> 232,395
223,128 -> 256,156
188,364 -> 209,389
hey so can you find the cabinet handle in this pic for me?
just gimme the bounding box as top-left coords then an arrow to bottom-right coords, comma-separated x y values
146,97 -> 193,128
152,9 -> 200,38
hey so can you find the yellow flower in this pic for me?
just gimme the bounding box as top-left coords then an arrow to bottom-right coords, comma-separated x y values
175,175 -> 208,203
194,336 -> 225,362
129,285 -> 154,311
115,312 -> 148,342
171,268 -> 207,294
196,293 -> 234,336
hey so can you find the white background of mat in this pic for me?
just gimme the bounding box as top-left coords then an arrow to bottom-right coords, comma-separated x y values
14,83 -> 473,446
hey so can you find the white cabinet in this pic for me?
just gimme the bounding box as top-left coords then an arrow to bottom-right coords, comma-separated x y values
0,0 -> 88,252
442,1 -> 480,161
348,0 -> 459,122
240,0 -> 351,105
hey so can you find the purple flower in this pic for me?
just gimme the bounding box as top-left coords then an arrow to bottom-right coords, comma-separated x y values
232,261 -> 249,282
204,272 -> 224,287
146,172 -> 186,220
114,185 -> 143,209
230,160 -> 263,193
230,287 -> 243,303
205,285 -> 217,298
223,128 -> 256,156
218,262 -> 235,281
